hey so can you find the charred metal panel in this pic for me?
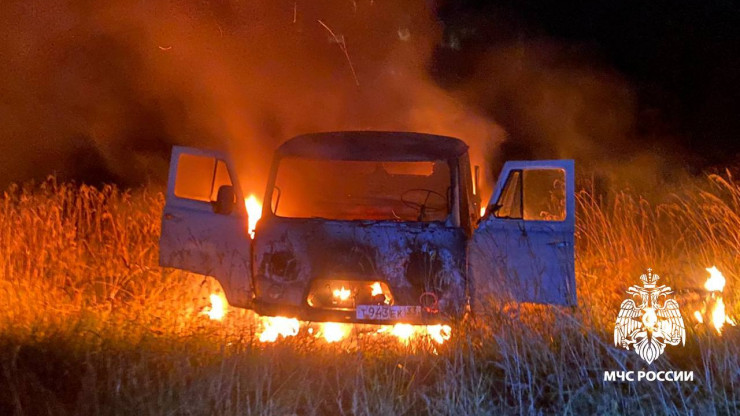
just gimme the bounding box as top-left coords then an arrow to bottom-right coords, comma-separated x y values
276,131 -> 468,161
159,146 -> 253,307
160,209 -> 252,307
254,218 -> 467,318
469,160 -> 576,307
469,221 -> 575,307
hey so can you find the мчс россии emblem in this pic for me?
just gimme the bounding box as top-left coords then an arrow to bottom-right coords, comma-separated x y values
614,269 -> 686,364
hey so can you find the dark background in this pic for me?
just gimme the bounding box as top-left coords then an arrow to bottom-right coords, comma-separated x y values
435,0 -> 740,168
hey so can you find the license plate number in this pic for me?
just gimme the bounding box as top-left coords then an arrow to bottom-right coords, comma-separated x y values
356,305 -> 421,321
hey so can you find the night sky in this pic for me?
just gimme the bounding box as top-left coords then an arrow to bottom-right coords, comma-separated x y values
435,0 -> 740,167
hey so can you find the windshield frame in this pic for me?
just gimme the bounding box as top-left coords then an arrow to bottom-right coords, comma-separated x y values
263,154 -> 461,226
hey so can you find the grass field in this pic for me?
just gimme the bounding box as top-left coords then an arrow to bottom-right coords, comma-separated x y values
0,173 -> 738,415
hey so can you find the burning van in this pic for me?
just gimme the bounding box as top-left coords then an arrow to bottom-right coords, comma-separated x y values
159,131 -> 576,325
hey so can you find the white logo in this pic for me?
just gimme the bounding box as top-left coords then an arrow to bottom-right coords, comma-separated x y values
614,269 -> 686,364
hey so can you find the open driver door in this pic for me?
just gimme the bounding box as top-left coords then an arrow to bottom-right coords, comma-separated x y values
159,146 -> 253,307
469,160 -> 576,308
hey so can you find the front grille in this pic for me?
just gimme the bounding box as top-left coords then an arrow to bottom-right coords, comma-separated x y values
306,279 -> 394,311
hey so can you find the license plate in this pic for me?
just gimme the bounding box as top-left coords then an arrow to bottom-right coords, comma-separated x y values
356,305 -> 421,321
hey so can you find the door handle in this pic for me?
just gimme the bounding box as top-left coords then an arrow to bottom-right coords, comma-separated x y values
164,213 -> 178,220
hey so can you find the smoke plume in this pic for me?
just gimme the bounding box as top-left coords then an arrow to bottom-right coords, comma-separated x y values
0,1 -> 503,194
1,0 -> 693,199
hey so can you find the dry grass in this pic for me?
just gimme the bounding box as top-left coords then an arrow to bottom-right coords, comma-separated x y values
0,173 -> 738,415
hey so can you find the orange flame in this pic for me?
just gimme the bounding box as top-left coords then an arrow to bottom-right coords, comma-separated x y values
694,310 -> 704,324
391,324 -> 415,343
244,195 -> 262,238
370,282 -> 383,297
333,286 -> 351,301
382,323 -> 452,344
320,322 -> 350,343
203,293 -> 227,320
426,324 -> 452,344
370,282 -> 391,304
253,315 -> 451,344
711,298 -> 733,332
704,266 -> 726,292
258,316 -> 300,342
694,266 -> 736,334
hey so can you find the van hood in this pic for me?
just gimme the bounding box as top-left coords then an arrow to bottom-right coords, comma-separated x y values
252,217 -> 467,317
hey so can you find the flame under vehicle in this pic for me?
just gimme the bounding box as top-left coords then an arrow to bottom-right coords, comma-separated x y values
159,131 -> 576,324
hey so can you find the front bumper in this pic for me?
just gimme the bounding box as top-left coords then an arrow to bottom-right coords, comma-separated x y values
252,300 -> 448,325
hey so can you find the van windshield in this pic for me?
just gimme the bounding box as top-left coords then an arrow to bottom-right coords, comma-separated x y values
273,158 -> 451,222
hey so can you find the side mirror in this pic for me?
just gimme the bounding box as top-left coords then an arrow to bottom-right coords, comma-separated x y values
213,185 -> 236,215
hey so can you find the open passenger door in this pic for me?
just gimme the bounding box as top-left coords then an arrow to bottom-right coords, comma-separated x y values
159,146 -> 253,307
469,160 -> 576,307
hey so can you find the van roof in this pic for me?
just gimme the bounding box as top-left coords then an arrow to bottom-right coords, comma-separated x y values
276,131 -> 469,161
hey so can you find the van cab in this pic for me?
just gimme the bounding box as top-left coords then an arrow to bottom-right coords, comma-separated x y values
159,131 -> 576,324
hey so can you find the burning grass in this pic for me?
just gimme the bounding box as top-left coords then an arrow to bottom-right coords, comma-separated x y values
0,173 -> 738,414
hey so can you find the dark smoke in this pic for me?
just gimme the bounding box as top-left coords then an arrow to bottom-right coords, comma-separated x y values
0,1 -> 722,199
433,1 -> 740,189
0,1 -> 500,194
436,37 -> 681,189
